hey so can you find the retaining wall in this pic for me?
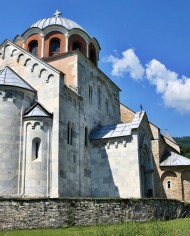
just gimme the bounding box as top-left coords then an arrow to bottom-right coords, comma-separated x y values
0,198 -> 190,230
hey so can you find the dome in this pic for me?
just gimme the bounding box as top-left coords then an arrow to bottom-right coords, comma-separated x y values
30,10 -> 85,32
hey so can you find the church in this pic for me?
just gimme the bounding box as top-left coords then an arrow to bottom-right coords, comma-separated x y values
0,11 -> 190,201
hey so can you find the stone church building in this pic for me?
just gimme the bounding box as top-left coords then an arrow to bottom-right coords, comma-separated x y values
0,11 -> 190,201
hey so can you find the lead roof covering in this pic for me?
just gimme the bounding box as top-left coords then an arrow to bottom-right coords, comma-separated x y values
24,102 -> 52,118
160,151 -> 190,166
30,16 -> 85,32
90,112 -> 144,140
0,67 -> 35,91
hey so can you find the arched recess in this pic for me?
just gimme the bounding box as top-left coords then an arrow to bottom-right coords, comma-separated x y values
161,171 -> 178,199
44,31 -> 66,57
181,170 -> 190,202
140,144 -> 154,197
25,33 -> 42,58
3,44 -> 11,59
89,42 -> 97,65
28,40 -> 38,56
68,34 -> 87,56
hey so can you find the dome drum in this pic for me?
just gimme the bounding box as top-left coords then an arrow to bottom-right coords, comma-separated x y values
14,11 -> 100,66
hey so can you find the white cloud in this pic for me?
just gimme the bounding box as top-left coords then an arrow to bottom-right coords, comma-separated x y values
163,78 -> 190,113
145,59 -> 190,113
146,59 -> 178,93
104,49 -> 190,113
104,49 -> 144,79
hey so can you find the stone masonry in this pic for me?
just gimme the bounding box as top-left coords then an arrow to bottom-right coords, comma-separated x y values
0,198 -> 189,230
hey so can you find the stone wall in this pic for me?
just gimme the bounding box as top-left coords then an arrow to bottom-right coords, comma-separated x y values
0,198 -> 190,230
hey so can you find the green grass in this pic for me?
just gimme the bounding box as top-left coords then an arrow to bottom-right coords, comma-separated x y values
0,218 -> 190,236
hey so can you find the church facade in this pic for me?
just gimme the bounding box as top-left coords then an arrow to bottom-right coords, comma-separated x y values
0,11 -> 190,201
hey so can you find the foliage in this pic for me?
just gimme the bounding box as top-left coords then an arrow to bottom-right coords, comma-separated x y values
1,218 -> 190,236
173,136 -> 190,159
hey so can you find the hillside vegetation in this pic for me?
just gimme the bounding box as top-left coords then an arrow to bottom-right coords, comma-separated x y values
173,136 -> 190,158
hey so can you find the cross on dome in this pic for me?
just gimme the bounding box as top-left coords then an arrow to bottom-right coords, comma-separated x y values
53,10 -> 62,18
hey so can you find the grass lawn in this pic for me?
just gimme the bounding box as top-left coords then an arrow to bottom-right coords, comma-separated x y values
0,218 -> 190,236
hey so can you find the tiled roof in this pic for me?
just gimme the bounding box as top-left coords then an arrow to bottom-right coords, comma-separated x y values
160,152 -> 190,166
0,67 -> 35,92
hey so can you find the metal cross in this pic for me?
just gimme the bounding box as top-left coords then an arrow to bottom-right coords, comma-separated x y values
53,10 -> 62,18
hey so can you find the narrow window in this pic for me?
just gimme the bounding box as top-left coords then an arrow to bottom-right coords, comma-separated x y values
167,180 -> 171,189
89,85 -> 92,104
29,41 -> 38,56
35,142 -> 39,159
67,122 -> 73,145
50,39 -> 60,55
67,123 -> 70,144
32,138 -> 41,160
85,127 -> 88,146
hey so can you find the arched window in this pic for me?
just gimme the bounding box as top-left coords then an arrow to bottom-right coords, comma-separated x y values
32,137 -> 41,160
72,42 -> 81,51
67,122 -> 73,145
85,127 -> 88,146
29,41 -> 38,56
89,49 -> 96,65
50,39 -> 60,55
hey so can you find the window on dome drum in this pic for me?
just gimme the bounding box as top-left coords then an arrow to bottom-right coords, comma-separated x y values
50,39 -> 60,55
72,42 -> 81,51
29,41 -> 38,56
32,137 -> 41,160
89,49 -> 96,65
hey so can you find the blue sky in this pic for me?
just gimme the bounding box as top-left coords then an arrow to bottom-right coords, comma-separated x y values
1,0 -> 190,137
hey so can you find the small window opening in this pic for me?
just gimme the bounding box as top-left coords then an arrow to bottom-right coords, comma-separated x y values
89,85 -> 92,104
32,137 -> 41,160
29,41 -> 38,56
50,39 -> 60,54
85,127 -> 88,146
67,122 -> 73,145
35,142 -> 39,159
72,42 -> 81,51
167,180 -> 171,189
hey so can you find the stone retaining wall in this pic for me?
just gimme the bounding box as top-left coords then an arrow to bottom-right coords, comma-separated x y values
0,198 -> 190,230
